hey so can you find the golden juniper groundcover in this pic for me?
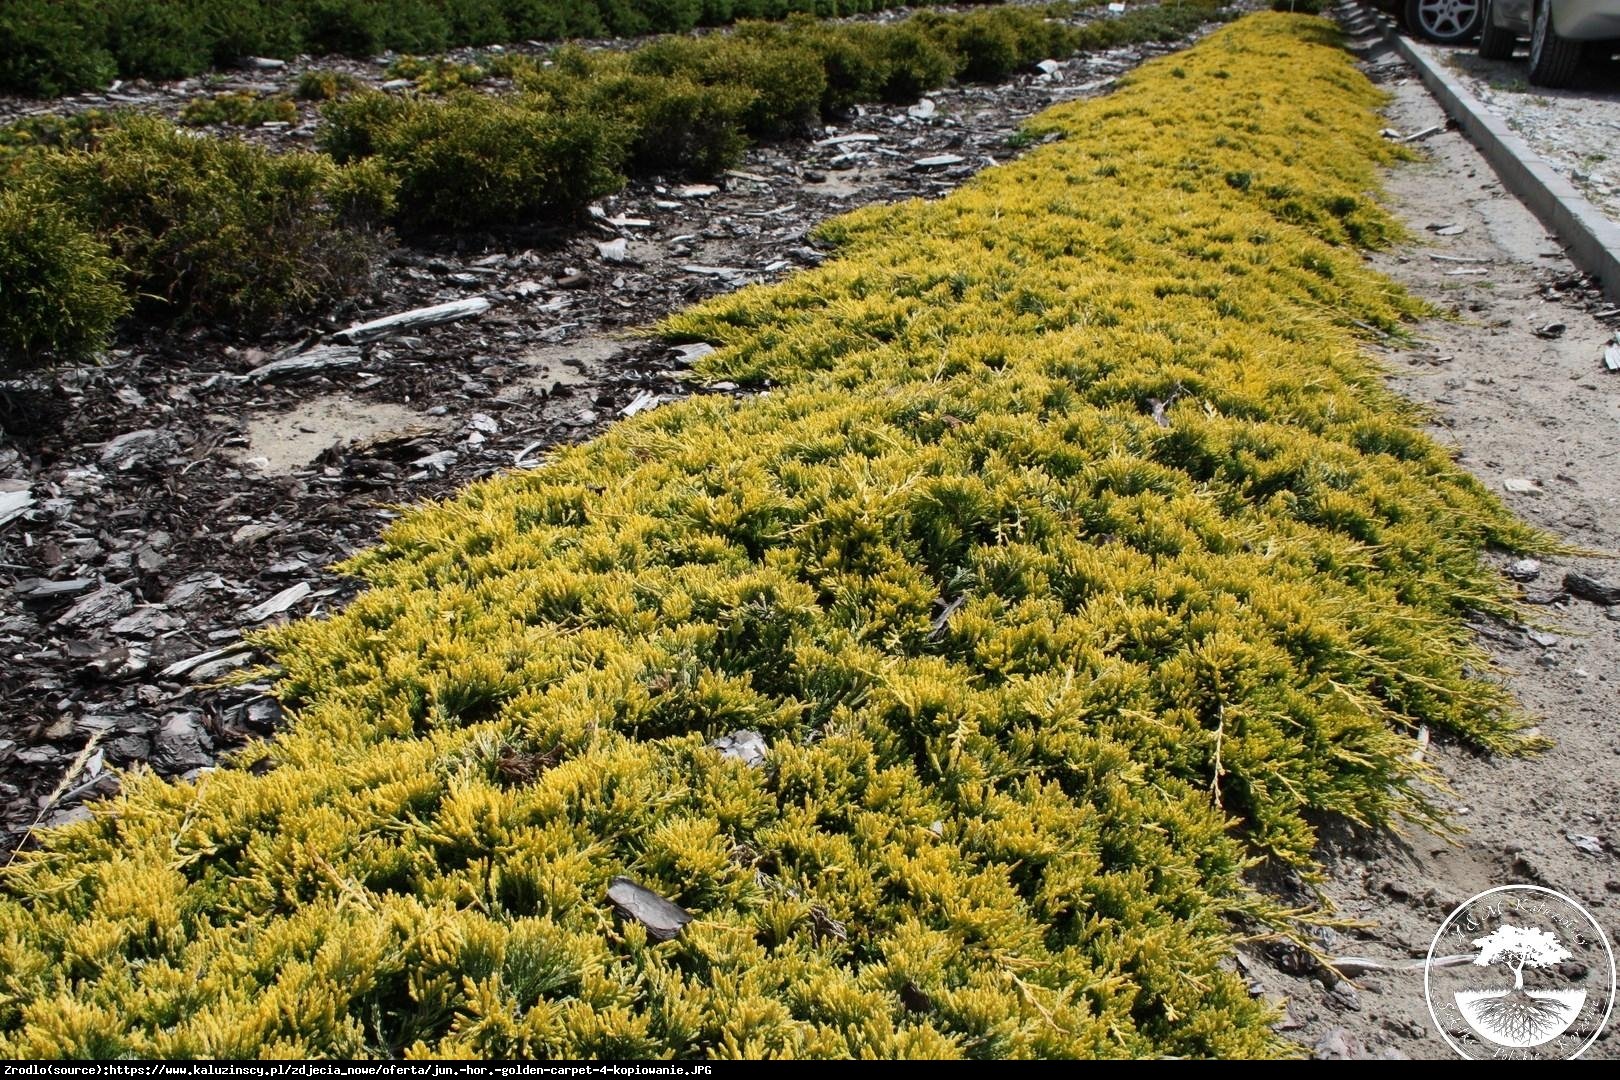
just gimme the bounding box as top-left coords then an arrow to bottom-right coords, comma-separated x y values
0,14 -> 1543,1059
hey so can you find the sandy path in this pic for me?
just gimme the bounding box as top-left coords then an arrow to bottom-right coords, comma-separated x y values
1241,33 -> 1620,1060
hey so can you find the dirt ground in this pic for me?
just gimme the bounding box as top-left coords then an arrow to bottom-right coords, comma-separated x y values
1234,27 -> 1620,1060
1416,35 -> 1620,227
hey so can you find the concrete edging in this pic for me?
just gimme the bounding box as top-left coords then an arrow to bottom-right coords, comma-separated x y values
1346,3 -> 1620,304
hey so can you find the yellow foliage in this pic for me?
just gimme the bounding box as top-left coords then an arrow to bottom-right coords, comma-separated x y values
0,14 -> 1543,1059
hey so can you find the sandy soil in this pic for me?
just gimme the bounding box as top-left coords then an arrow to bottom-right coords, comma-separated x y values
1417,37 -> 1620,227
1237,29 -> 1620,1060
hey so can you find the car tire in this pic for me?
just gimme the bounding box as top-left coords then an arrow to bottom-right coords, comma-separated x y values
1477,0 -> 1518,58
1527,0 -> 1585,86
1404,0 -> 1485,43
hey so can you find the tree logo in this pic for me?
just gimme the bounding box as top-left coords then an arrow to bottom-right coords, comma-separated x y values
1425,885 -> 1615,1059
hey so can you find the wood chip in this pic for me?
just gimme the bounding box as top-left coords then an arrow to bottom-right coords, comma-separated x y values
0,488 -> 33,528
160,643 -> 253,680
56,586 -> 133,630
242,344 -> 362,383
332,298 -> 492,346
240,583 -> 311,623
606,877 -> 692,941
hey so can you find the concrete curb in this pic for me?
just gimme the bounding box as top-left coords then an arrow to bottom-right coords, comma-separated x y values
1344,3 -> 1620,304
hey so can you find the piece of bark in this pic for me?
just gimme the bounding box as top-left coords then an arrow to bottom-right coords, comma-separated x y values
240,583 -> 311,623
1565,571 -> 1620,606
161,642 -> 253,680
606,877 -> 693,941
0,488 -> 32,528
56,585 -> 133,630
15,578 -> 96,603
332,298 -> 492,346
243,345 -> 363,383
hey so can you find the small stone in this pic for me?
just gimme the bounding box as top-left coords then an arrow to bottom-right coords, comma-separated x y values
231,522 -> 278,545
710,730 -> 768,768
152,712 -> 214,774
1506,558 -> 1541,581
606,877 -> 692,942
1501,477 -> 1541,495
1330,980 -> 1361,1011
1313,1027 -> 1367,1060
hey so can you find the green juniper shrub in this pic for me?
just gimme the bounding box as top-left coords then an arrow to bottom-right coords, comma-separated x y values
631,32 -> 826,138
966,8 -> 1080,82
603,74 -> 756,176
0,0 -> 1004,97
440,0 -> 514,46
497,0 -> 607,38
323,90 -> 628,231
628,0 -> 706,33
0,1 -> 115,98
789,22 -> 893,113
317,91 -> 415,162
102,0 -> 219,81
298,0 -> 453,56
178,91 -> 299,127
519,48 -> 754,175
0,183 -> 130,372
871,25 -> 956,102
200,0 -> 305,64
30,116 -> 388,328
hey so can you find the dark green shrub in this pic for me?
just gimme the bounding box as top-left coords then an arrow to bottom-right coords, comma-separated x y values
1271,0 -> 1328,12
797,24 -> 892,113
32,116 -> 387,327
0,1 -> 115,97
103,0 -> 217,80
0,184 -> 130,371
318,92 -> 415,161
299,0 -> 453,56
199,0 -> 303,63
926,8 -> 1078,83
606,74 -> 755,175
517,48 -> 752,175
635,0 -> 706,32
326,91 -> 627,230
498,0 -> 605,38
632,33 -> 826,138
873,26 -> 955,103
440,0 -> 512,46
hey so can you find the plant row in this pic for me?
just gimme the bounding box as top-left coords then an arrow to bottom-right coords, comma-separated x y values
0,0 -> 1003,98
1,2 -> 1219,372
0,14 -> 1546,1059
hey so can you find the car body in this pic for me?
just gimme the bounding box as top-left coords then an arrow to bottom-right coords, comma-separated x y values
1486,0 -> 1620,38
1479,0 -> 1620,86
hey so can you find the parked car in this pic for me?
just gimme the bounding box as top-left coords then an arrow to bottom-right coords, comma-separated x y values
1366,0 -> 1485,43
1479,0 -> 1620,86
1397,0 -> 1487,44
